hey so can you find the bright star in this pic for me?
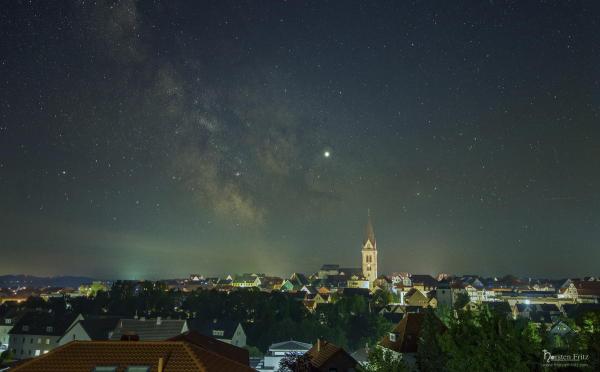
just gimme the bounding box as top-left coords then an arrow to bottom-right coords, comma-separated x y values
324,151 -> 331,158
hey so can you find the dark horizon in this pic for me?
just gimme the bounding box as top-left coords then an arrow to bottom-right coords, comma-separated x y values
1,1 -> 599,279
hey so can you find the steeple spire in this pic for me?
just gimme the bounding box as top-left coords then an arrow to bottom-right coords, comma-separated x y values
364,209 -> 376,246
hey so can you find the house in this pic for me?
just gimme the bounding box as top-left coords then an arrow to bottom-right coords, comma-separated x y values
436,280 -> 467,308
404,288 -> 429,307
305,339 -> 358,372
109,317 -> 188,341
379,313 -> 445,368
8,312 -> 82,359
557,279 -> 578,301
0,306 -> 26,351
59,316 -> 121,345
187,318 -> 246,347
279,279 -> 295,292
260,277 -> 284,292
289,273 -> 310,290
572,280 -> 600,303
346,275 -> 370,289
170,330 -> 250,366
232,274 -> 262,288
9,339 -> 254,372
255,340 -> 312,372
409,275 -> 438,292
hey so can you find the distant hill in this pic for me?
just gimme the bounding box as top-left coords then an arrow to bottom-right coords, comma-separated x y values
0,275 -> 97,288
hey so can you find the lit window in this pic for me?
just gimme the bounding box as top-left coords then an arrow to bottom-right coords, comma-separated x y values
93,367 -> 117,372
34,349 -> 41,356
389,333 -> 396,342
46,338 -> 50,345
126,367 -> 151,372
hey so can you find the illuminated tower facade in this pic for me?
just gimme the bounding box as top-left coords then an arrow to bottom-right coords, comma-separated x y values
361,210 -> 378,285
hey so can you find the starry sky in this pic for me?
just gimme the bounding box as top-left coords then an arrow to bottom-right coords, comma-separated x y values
1,1 -> 599,280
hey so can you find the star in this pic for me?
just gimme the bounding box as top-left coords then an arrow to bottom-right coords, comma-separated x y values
323,151 -> 331,158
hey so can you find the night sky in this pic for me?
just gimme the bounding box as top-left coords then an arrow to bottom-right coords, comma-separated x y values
1,1 -> 599,279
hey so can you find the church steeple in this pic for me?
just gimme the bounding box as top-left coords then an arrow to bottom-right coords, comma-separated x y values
361,209 -> 378,286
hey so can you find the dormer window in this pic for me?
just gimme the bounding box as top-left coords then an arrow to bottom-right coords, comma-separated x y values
4,319 -> 11,325
46,326 -> 54,333
212,330 -> 224,337
22,325 -> 29,332
389,333 -> 396,342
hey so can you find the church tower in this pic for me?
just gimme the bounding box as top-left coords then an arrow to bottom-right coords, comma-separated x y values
361,210 -> 378,285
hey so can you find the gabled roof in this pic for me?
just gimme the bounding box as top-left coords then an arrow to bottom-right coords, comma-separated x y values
269,340 -> 312,351
75,317 -> 121,340
379,313 -> 445,354
290,273 -> 309,286
9,340 -> 254,372
169,331 -> 249,365
8,311 -> 79,336
573,280 -> 600,296
109,318 -> 186,341
187,318 -> 241,340
307,339 -> 357,369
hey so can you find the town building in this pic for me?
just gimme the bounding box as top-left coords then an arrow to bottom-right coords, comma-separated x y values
59,316 -> 121,345
187,318 -> 246,347
109,317 -> 188,341
8,312 -> 82,359
255,340 -> 312,372
305,339 -> 359,371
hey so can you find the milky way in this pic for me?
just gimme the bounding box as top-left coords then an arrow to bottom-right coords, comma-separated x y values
1,1 -> 599,279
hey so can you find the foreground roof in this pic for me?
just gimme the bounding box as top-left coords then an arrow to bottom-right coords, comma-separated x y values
10,340 -> 254,372
169,331 -> 249,365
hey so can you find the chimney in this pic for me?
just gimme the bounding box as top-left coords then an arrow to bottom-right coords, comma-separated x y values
156,317 -> 162,325
158,357 -> 164,372
120,332 -> 139,341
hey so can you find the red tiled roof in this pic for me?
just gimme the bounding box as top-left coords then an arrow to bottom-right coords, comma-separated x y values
169,331 -> 249,366
574,281 -> 600,297
306,340 -> 356,369
379,313 -> 445,354
10,340 -> 254,372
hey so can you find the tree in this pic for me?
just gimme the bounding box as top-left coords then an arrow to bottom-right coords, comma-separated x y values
372,289 -> 393,307
417,309 -> 447,372
453,292 -> 470,311
0,350 -> 13,365
365,347 -> 408,372
278,352 -> 313,372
